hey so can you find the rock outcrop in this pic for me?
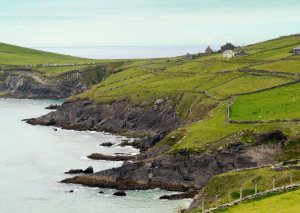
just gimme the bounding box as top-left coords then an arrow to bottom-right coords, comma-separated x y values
61,140 -> 283,195
0,65 -> 112,99
25,99 -> 182,149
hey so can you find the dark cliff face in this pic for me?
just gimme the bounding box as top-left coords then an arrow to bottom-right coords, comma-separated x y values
61,141 -> 283,192
26,99 -> 182,148
0,65 -> 111,99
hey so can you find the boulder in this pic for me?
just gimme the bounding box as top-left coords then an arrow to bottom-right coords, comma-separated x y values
159,195 -> 170,199
83,166 -> 94,174
100,142 -> 113,147
113,190 -> 126,196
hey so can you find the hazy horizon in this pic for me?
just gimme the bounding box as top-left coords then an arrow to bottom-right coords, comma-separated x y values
36,44 -> 221,59
1,0 -> 300,48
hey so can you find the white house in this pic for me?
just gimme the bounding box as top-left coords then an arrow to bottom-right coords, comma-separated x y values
223,50 -> 235,58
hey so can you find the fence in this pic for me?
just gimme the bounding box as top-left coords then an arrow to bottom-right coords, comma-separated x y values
200,179 -> 300,213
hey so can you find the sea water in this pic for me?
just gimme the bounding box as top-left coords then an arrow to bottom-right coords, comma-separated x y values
0,98 -> 190,213
36,45 -> 219,59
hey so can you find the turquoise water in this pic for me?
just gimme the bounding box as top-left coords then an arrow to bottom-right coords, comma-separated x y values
0,98 -> 190,213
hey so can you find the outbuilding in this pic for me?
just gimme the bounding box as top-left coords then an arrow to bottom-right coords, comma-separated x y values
205,46 -> 213,54
292,46 -> 300,54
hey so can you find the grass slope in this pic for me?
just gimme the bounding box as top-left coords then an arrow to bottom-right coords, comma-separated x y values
231,82 -> 300,121
190,167 -> 300,211
0,42 -> 129,76
0,42 -> 96,65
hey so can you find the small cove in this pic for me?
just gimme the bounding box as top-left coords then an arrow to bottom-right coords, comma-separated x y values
0,98 -> 190,213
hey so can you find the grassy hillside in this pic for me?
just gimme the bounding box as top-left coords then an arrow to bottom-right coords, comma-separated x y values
2,33 -> 292,155
0,42 -> 130,76
216,188 -> 300,213
71,33 -> 300,154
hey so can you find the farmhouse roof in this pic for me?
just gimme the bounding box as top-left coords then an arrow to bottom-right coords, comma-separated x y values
220,43 -> 236,52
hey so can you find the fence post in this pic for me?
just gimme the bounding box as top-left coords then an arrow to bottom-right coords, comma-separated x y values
228,191 -> 231,202
272,178 -> 275,189
240,188 -> 243,200
290,175 -> 293,185
255,184 -> 258,195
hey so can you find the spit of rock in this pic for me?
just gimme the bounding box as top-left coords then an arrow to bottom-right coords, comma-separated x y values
65,166 -> 93,174
65,169 -> 84,174
87,153 -> 135,161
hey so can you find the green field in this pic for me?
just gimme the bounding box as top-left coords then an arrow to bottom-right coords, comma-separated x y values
167,103 -> 300,152
218,188 -> 300,213
251,60 -> 300,74
230,82 -> 300,121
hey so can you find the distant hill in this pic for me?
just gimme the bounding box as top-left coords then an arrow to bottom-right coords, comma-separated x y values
0,42 -> 95,65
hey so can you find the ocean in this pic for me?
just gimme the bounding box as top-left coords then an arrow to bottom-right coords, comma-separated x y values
0,98 -> 190,213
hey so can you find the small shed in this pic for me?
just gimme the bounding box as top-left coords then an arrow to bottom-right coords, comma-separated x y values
205,46 -> 213,54
185,52 -> 195,60
292,46 -> 300,54
236,50 -> 247,56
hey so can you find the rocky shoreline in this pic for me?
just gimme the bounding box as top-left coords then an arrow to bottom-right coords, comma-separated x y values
60,141 -> 283,193
25,98 -> 183,150
24,98 -> 288,204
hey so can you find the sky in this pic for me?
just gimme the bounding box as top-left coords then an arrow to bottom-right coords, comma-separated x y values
0,0 -> 300,47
